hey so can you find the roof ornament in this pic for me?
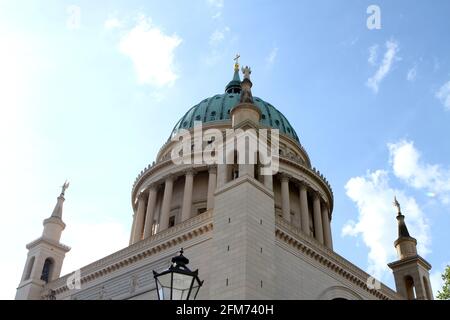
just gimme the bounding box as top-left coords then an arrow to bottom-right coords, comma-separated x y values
393,196 -> 401,216
233,53 -> 240,71
61,180 -> 70,197
241,65 -> 251,80
239,65 -> 254,104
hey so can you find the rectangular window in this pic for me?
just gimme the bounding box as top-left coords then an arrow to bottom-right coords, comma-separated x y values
168,216 -> 176,228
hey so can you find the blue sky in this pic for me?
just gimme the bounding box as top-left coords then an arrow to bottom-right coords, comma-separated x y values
1,0 -> 450,299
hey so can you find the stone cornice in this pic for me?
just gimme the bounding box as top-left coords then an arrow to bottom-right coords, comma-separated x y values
215,174 -> 274,199
388,255 -> 432,271
26,237 -> 71,253
43,216 -> 66,229
275,216 -> 402,300
46,210 -> 213,295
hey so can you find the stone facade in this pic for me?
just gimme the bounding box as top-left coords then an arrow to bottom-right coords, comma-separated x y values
16,64 -> 432,300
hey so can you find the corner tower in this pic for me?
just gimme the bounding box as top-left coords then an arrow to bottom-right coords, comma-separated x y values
15,182 -> 71,300
209,61 -> 276,299
388,197 -> 433,300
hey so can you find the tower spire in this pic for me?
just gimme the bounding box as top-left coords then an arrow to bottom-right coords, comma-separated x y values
225,54 -> 242,94
393,196 -> 411,238
388,196 -> 434,300
16,182 -> 71,300
50,181 -> 69,219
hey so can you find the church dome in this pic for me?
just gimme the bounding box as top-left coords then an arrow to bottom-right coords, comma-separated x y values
170,69 -> 300,143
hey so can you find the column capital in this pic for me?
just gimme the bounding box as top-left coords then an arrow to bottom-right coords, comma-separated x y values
208,165 -> 217,174
137,192 -> 146,201
279,172 -> 291,182
312,190 -> 322,200
165,174 -> 175,182
298,179 -> 310,188
146,183 -> 159,192
184,168 -> 197,176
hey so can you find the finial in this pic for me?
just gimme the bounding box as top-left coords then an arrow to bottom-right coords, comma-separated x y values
61,180 -> 70,197
241,65 -> 251,80
393,196 -> 401,216
233,53 -> 240,71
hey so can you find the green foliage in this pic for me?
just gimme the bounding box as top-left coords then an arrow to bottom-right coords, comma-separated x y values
437,265 -> 450,300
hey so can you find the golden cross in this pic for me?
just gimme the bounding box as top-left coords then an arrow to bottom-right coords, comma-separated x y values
233,54 -> 240,71
234,53 -> 240,64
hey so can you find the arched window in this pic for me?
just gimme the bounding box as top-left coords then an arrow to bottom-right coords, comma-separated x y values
405,275 -> 416,300
24,256 -> 35,281
423,276 -> 432,300
230,151 -> 239,181
41,258 -> 54,283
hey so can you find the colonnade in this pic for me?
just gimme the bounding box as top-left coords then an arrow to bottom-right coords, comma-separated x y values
130,167 -> 217,244
130,165 -> 333,250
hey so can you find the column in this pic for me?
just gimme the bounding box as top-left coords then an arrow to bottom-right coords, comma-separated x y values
281,174 -> 291,222
264,170 -> 273,191
143,185 -> 158,238
132,193 -> 147,244
129,213 -> 136,245
217,164 -> 227,188
239,163 -> 254,178
313,192 -> 324,244
207,166 -> 217,210
299,183 -> 310,235
322,204 -> 333,249
159,176 -> 174,231
181,170 -> 195,221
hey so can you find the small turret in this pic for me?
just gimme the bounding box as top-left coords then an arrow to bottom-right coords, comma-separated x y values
225,54 -> 242,94
392,196 -> 417,259
15,182 -> 71,300
388,196 -> 433,300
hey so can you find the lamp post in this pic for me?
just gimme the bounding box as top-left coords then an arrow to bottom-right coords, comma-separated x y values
153,248 -> 204,300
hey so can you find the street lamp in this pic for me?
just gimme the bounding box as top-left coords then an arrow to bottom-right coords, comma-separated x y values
153,248 -> 204,300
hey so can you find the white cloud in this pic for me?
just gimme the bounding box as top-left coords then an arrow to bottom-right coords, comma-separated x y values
368,44 -> 378,66
209,27 -> 229,46
118,16 -> 182,87
436,81 -> 450,111
212,12 -> 222,19
407,66 -> 417,82
266,47 -> 279,67
205,27 -> 235,66
388,140 -> 450,204
367,40 -> 399,93
104,17 -> 122,30
207,0 -> 224,8
207,0 -> 224,19
343,170 -> 430,280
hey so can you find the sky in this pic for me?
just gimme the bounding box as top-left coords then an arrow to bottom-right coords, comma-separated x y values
1,0 -> 450,299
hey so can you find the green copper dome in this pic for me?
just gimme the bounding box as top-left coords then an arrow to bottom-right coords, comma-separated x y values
170,69 -> 300,143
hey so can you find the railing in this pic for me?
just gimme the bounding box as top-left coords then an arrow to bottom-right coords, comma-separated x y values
46,210 -> 213,292
275,216 -> 401,300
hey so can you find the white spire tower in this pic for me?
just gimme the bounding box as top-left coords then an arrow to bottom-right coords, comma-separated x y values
15,182 -> 71,300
